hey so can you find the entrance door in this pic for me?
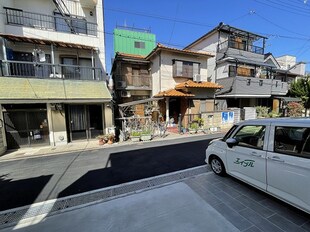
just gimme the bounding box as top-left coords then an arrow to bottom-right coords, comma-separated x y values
68,104 -> 103,141
4,109 -> 49,149
69,105 -> 87,141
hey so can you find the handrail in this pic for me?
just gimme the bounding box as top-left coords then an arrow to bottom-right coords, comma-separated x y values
4,7 -> 97,36
218,39 -> 264,55
1,60 -> 103,80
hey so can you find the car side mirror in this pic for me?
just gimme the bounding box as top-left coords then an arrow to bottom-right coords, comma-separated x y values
226,138 -> 239,148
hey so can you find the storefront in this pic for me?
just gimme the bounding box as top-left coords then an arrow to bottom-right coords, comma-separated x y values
2,104 -> 49,149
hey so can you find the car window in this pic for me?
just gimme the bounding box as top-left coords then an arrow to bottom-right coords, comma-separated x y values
223,125 -> 238,141
274,127 -> 310,158
233,125 -> 265,149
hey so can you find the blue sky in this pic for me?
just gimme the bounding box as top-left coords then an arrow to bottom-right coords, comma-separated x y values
104,0 -> 310,73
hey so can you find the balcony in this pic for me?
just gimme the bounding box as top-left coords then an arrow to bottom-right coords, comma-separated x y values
4,7 -> 97,36
218,39 -> 264,55
115,75 -> 151,90
0,60 -> 103,81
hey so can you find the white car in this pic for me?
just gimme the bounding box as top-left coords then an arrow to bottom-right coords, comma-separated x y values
206,118 -> 310,214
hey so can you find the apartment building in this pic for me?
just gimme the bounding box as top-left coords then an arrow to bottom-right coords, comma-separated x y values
0,0 -> 112,152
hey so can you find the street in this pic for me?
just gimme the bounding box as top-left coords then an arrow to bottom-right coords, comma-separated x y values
0,135 -> 218,211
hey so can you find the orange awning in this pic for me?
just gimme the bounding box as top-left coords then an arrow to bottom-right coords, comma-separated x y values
154,89 -> 194,97
175,80 -> 223,89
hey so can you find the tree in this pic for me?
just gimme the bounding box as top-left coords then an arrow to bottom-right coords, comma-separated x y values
289,76 -> 310,115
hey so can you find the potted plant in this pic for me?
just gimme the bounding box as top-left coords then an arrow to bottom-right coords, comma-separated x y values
96,135 -> 108,145
141,129 -> 152,141
130,131 -> 141,142
107,134 -> 115,144
188,122 -> 198,134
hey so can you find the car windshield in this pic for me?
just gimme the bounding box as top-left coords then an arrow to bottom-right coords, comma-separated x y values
222,125 -> 238,141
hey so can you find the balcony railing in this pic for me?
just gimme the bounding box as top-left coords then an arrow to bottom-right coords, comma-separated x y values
0,60 -> 103,81
116,75 -> 151,88
4,7 -> 97,36
218,39 -> 264,55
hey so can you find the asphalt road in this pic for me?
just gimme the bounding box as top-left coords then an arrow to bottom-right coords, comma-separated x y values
0,134 -> 221,211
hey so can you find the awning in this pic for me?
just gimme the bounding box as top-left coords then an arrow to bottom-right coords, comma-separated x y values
222,57 -> 277,68
154,89 -> 194,97
0,33 -> 94,50
0,77 -> 112,103
175,80 -> 223,89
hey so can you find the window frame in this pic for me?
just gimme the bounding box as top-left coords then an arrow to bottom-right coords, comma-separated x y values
134,41 -> 145,49
273,126 -> 310,159
172,59 -> 200,78
232,125 -> 266,150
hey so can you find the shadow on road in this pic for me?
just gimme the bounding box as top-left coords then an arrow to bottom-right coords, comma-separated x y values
0,174 -> 52,211
59,140 -> 211,197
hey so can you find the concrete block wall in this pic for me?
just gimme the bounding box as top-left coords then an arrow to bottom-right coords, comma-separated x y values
201,111 -> 234,131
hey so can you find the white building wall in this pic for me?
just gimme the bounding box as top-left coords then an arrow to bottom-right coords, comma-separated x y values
216,62 -> 229,79
152,51 -> 208,93
186,31 -> 219,83
276,55 -> 297,70
0,0 -> 106,76
151,55 -> 160,96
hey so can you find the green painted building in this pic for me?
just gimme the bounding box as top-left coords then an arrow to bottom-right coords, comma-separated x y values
114,28 -> 156,56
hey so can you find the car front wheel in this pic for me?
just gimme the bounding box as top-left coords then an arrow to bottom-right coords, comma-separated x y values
210,156 -> 226,176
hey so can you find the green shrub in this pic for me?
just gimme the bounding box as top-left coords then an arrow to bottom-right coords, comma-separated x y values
190,122 -> 199,130
131,131 -> 141,136
256,106 -> 270,118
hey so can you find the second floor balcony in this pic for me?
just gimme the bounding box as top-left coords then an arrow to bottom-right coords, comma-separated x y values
4,7 -> 97,36
115,74 -> 151,90
0,60 -> 103,81
218,39 -> 264,55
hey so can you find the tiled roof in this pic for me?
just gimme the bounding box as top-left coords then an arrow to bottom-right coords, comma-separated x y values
146,43 -> 214,60
0,77 -> 112,103
175,80 -> 223,89
0,33 -> 94,50
154,89 -> 194,97
116,52 -> 146,59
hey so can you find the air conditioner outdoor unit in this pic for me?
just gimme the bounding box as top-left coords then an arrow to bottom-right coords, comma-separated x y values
121,91 -> 131,98
117,81 -> 127,88
193,74 -> 201,82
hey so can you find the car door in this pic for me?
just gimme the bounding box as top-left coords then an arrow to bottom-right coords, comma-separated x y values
267,125 -> 310,213
226,124 -> 268,190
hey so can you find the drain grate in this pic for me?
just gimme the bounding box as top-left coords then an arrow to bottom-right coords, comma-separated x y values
0,165 -> 210,228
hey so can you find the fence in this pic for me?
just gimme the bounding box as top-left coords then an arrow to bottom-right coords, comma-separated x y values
1,61 -> 103,81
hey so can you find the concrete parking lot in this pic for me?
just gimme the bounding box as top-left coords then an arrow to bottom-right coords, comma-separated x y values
1,168 -> 309,232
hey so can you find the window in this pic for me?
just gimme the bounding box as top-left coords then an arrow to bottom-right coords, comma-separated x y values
134,41 -> 145,49
274,127 -> 310,158
173,60 -> 200,78
54,12 -> 87,34
233,125 -> 265,149
229,66 -> 237,77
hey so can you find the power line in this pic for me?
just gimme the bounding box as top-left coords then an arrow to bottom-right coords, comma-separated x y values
254,12 -> 310,38
105,7 -> 215,28
253,0 -> 310,17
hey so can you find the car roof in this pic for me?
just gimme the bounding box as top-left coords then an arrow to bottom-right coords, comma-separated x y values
236,117 -> 310,126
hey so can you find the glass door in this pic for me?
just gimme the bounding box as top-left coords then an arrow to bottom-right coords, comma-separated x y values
4,110 -> 49,149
